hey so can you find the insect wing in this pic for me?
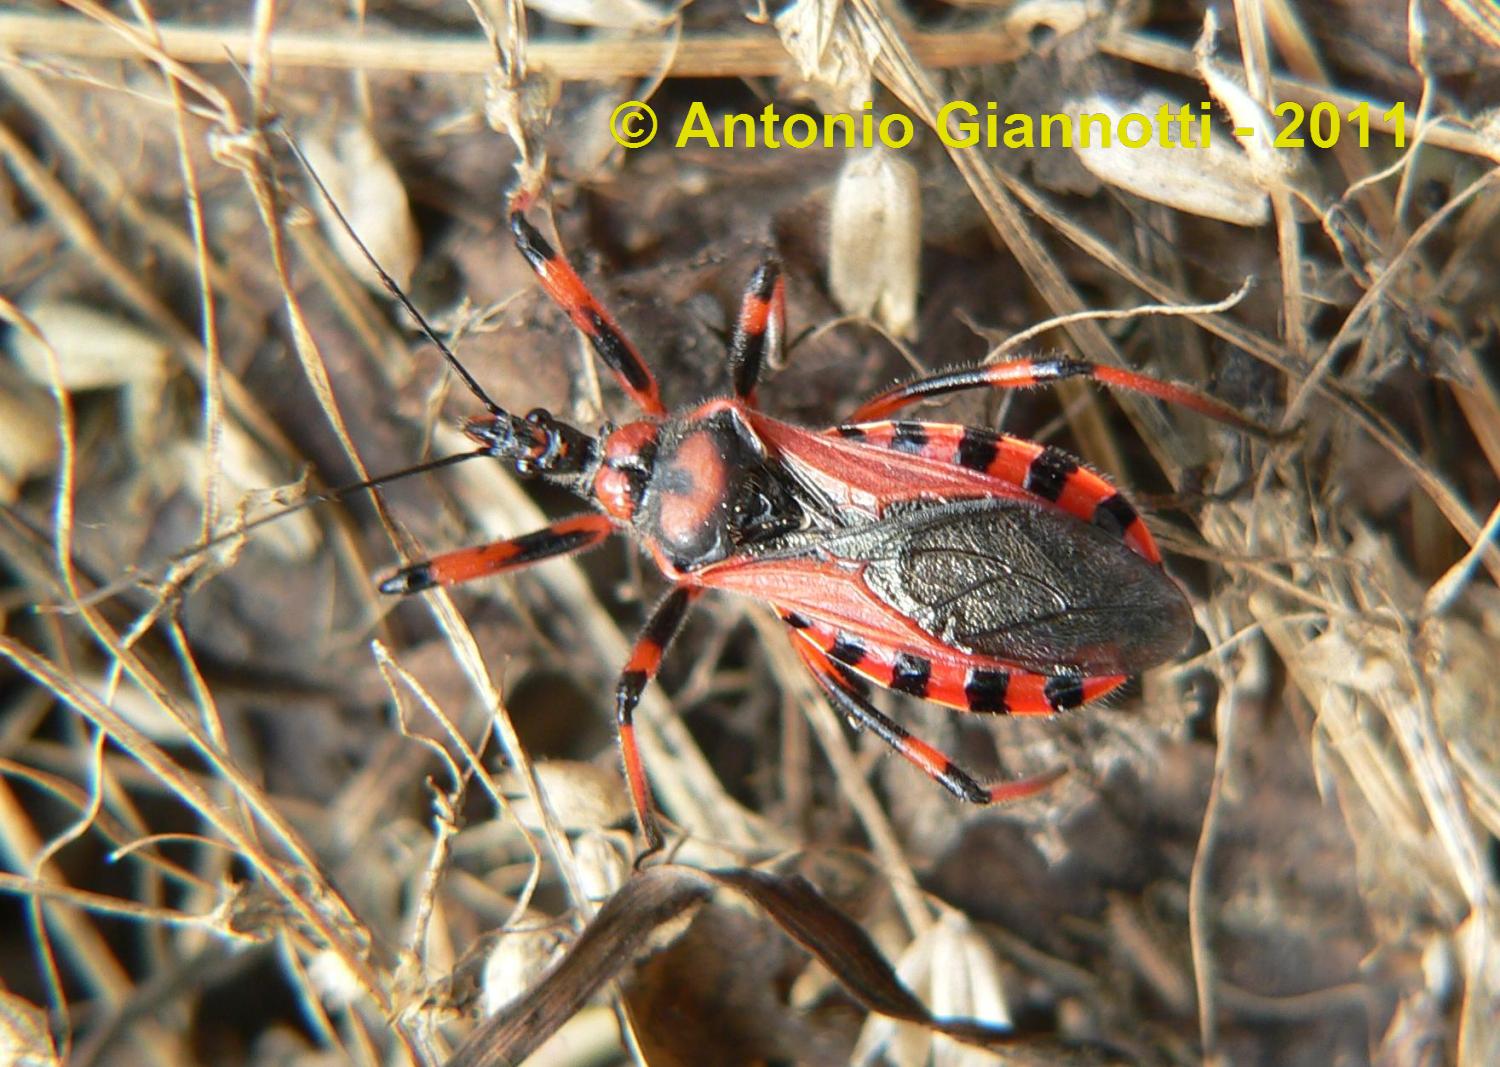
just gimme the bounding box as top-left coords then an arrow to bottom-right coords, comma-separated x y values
820,497 -> 1193,675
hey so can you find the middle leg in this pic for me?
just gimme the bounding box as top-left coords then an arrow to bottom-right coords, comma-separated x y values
614,586 -> 702,852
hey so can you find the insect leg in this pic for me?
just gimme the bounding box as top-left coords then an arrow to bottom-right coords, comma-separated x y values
846,356 -> 1255,430
615,586 -> 701,853
379,514 -> 614,594
790,631 -> 1066,805
782,611 -> 1127,714
508,212 -> 666,417
830,420 -> 1161,563
727,259 -> 785,403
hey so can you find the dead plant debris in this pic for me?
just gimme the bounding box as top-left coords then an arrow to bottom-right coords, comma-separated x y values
1,1 -> 1497,1065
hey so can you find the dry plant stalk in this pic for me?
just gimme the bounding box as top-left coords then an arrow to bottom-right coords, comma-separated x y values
0,1 -> 1496,1065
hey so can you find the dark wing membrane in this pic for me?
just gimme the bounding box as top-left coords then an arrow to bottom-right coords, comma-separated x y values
816,497 -> 1193,675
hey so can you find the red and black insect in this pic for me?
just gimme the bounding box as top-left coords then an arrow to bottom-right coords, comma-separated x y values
371,202 -> 1254,853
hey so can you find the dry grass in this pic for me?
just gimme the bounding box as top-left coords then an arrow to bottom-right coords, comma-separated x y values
1,1 -> 1497,1065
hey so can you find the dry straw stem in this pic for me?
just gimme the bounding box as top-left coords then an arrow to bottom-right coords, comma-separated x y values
1,458 -> 414,1057
1,55 -> 423,1067
431,426 -> 778,855
1233,498 -> 1500,1065
1216,3 -> 1310,358
842,0 -> 1500,586
4,0 -> 1499,1062
0,870 -> 249,932
371,641 -> 549,930
9,10 -> 1488,155
0,638 -> 423,1059
0,69 -> 381,596
0,11 -> 1029,79
1435,0 -> 1500,49
0,776 -> 181,1065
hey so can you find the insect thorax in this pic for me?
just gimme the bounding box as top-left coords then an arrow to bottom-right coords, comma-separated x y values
637,403 -> 813,573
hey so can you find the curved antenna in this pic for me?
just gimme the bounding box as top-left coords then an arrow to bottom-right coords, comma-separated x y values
280,131 -> 506,418
62,449 -> 490,609
176,448 -> 489,558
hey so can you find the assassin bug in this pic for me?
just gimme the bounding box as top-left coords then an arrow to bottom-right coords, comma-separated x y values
354,190 -> 1257,854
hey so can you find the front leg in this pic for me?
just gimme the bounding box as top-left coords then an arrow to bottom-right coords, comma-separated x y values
378,514 -> 614,594
508,211 -> 666,417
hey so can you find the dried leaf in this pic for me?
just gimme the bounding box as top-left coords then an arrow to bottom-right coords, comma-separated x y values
1067,92 -> 1270,227
924,911 -> 1016,1067
773,0 -> 875,114
446,865 -> 1021,1067
9,301 -> 171,391
447,865 -> 712,1067
1194,12 -> 1305,193
525,0 -> 668,30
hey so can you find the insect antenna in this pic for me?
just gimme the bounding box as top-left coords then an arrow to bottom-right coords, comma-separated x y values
183,449 -> 491,559
78,132 -> 597,606
279,131 -> 506,420
65,448 -> 492,609
281,131 -> 579,473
